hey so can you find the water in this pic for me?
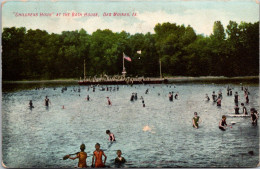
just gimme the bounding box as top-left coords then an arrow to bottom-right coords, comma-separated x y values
2,83 -> 259,168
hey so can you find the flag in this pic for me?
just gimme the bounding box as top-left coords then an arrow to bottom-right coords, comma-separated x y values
123,53 -> 132,62
137,50 -> 142,54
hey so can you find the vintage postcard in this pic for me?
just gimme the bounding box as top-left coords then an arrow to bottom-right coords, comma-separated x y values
1,0 -> 259,168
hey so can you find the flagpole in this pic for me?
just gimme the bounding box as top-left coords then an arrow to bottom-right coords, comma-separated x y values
123,52 -> 125,70
159,59 -> 162,78
122,52 -> 126,78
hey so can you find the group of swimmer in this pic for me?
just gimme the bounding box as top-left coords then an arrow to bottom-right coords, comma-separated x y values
168,92 -> 178,101
66,130 -> 125,168
200,85 -> 258,130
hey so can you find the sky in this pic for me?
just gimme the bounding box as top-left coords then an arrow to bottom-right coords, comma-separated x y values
1,0 -> 259,35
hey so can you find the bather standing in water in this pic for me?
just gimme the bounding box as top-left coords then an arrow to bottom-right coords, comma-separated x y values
92,143 -> 107,168
251,108 -> 258,126
44,96 -> 51,106
219,115 -> 231,131
192,112 -> 201,129
107,97 -> 112,106
29,100 -> 34,108
212,91 -> 217,102
205,94 -> 210,101
234,92 -> 239,104
106,130 -> 116,142
245,93 -> 249,104
217,98 -> 221,107
174,93 -> 178,99
241,103 -> 247,115
234,104 -> 240,114
69,144 -> 87,168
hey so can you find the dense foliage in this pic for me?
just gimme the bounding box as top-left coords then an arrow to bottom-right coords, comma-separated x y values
2,21 -> 259,80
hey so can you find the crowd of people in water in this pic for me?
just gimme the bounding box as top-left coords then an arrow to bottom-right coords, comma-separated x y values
28,83 -> 258,167
201,84 -> 258,130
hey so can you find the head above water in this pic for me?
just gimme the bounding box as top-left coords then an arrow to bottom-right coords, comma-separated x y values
194,112 -> 198,116
106,130 -> 111,134
241,103 -> 244,106
222,115 -> 226,120
80,144 -> 85,151
250,108 -> 256,113
95,143 -> 100,149
117,150 -> 122,156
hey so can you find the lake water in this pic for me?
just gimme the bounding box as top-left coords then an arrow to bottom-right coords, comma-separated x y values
2,82 -> 259,168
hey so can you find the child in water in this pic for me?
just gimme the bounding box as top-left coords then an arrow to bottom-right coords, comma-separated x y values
106,130 -> 116,142
219,115 -> 232,131
69,144 -> 87,168
192,112 -> 201,129
92,143 -> 107,168
115,150 -> 126,165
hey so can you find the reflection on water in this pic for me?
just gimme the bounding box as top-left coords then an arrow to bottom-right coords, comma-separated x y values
2,82 -> 259,168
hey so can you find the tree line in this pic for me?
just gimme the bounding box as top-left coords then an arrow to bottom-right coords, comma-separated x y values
2,20 -> 259,80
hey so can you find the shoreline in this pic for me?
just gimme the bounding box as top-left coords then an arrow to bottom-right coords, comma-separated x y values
2,76 -> 259,84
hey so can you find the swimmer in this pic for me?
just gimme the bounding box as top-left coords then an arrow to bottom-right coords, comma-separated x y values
29,100 -> 34,108
234,92 -> 239,104
219,115 -> 231,131
145,89 -> 149,94
205,94 -> 210,101
234,104 -> 240,114
250,108 -> 258,126
106,97 -> 112,106
86,95 -> 90,101
92,143 -> 107,168
217,98 -> 221,107
44,96 -> 51,107
245,93 -> 249,104
168,92 -> 173,101
134,93 -> 138,100
218,91 -> 222,99
212,91 -> 217,102
106,130 -> 116,141
69,144 -> 87,168
227,86 -> 230,96
130,93 -> 134,101
241,103 -> 247,115
115,150 -> 126,165
174,93 -> 178,99
192,112 -> 201,129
